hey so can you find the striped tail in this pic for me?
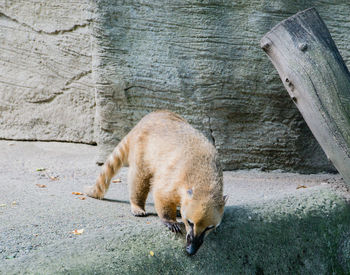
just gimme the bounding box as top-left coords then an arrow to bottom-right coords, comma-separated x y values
85,137 -> 129,199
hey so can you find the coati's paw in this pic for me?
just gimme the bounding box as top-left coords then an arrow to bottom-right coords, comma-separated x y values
131,204 -> 147,217
84,185 -> 103,199
163,220 -> 182,234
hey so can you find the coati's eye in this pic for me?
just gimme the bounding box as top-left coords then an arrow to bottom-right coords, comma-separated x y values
187,219 -> 194,228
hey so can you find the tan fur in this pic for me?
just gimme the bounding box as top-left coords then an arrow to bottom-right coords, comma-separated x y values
86,110 -> 226,251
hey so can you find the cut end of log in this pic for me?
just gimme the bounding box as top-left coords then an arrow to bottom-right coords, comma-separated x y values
260,7 -> 318,45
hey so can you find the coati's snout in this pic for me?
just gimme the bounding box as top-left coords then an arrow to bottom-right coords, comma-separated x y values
185,219 -> 215,255
186,227 -> 205,255
182,193 -> 227,256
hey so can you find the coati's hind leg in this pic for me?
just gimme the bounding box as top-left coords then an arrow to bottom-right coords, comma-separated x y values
153,188 -> 182,233
128,167 -> 151,217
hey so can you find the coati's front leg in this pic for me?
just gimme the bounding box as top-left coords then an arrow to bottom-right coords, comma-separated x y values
153,189 -> 182,233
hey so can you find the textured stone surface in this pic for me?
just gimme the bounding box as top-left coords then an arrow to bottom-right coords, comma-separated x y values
92,0 -> 350,172
0,0 -> 96,144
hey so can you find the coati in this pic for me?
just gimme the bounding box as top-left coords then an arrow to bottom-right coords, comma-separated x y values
86,110 -> 227,255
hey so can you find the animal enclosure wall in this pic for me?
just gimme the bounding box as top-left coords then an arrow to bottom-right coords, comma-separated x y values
1,0 -> 350,172
0,0 -> 96,144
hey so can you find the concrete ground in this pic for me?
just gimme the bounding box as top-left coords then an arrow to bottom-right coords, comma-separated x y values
0,140 -> 349,274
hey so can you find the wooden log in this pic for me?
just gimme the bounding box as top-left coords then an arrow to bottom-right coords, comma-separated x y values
261,8 -> 350,186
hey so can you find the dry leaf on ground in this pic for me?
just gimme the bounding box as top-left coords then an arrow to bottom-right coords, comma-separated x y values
49,175 -> 59,181
36,168 -> 46,172
112,178 -> 122,183
72,192 -> 83,195
72,229 -> 84,235
36,184 -> 47,188
149,251 -> 154,256
296,185 -> 307,189
78,197 -> 86,200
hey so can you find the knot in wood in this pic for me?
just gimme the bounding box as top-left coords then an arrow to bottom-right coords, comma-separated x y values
262,42 -> 270,51
285,77 -> 294,90
298,43 -> 308,52
260,37 -> 272,52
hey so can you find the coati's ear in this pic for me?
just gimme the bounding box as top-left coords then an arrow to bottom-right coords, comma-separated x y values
223,195 -> 228,204
187,188 -> 193,197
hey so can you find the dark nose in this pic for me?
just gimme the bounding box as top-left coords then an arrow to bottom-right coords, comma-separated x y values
186,236 -> 204,256
186,244 -> 198,255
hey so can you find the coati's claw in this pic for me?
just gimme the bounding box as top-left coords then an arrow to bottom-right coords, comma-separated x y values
84,185 -> 103,200
163,221 -> 182,234
131,205 -> 147,217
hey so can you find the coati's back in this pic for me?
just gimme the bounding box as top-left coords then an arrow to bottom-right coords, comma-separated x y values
128,110 -> 221,187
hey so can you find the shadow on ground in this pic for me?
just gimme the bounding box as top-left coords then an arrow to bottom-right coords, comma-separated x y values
3,189 -> 350,274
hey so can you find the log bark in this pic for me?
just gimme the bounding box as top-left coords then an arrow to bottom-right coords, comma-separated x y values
261,8 -> 350,186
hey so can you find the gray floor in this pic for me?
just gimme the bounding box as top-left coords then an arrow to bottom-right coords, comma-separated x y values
0,141 -> 349,274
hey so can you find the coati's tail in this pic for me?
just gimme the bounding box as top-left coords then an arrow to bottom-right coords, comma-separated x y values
85,137 -> 129,199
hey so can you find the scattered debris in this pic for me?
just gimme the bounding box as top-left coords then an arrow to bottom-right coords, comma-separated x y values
36,184 -> 47,188
0,204 -> 6,207
48,175 -> 59,181
72,229 -> 84,235
11,201 -> 17,206
112,178 -> 122,183
297,185 -> 307,190
36,168 -> 46,172
72,192 -> 83,195
33,234 -> 39,237
149,250 -> 154,256
78,197 -> 86,200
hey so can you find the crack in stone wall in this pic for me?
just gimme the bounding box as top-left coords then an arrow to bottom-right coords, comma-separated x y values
0,11 -> 92,35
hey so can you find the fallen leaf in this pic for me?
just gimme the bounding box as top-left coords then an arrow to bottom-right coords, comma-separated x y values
36,168 -> 46,172
36,184 -> 47,188
0,204 -> 6,207
149,250 -> 154,256
296,185 -> 307,190
72,229 -> 84,235
112,178 -> 122,183
78,197 -> 86,200
72,192 -> 83,195
49,176 -> 59,181
11,201 -> 17,205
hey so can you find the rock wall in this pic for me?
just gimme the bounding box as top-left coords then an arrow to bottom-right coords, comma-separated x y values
2,0 -> 350,172
0,0 -> 96,144
93,0 -> 350,172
